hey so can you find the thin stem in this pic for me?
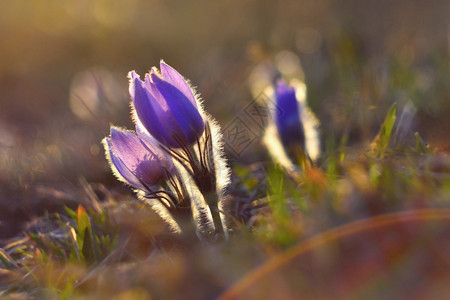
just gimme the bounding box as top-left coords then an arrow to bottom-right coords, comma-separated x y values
204,191 -> 227,240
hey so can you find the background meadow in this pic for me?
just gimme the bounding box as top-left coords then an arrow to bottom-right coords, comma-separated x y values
0,0 -> 449,299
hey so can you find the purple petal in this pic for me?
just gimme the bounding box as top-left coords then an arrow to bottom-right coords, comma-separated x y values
275,81 -> 305,149
149,72 -> 205,145
110,127 -> 164,186
135,122 -> 175,173
144,73 -> 170,109
105,138 -> 145,190
129,68 -> 205,148
135,121 -> 161,152
110,128 -> 149,169
276,80 -> 294,95
130,75 -> 175,145
128,71 -> 141,100
159,61 -> 197,108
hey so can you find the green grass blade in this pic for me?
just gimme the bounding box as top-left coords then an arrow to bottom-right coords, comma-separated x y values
370,103 -> 397,158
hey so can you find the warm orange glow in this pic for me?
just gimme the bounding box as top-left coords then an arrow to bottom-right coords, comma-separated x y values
220,209 -> 450,299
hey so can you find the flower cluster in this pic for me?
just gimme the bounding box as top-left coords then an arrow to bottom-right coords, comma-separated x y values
103,61 -> 230,240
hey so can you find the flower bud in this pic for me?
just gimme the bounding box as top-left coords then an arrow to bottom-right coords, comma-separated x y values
275,80 -> 306,153
103,127 -> 172,190
129,61 -> 204,148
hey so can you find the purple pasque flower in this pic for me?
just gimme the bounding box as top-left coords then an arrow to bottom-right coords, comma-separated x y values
129,61 -> 205,148
104,127 -> 172,191
275,80 -> 305,150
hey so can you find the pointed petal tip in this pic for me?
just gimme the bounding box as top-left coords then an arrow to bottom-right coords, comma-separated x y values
157,61 -> 198,108
150,66 -> 160,76
144,73 -> 152,84
160,60 -> 170,70
110,126 -> 122,136
133,76 -> 144,87
128,70 -> 140,80
159,60 -> 179,77
149,71 -> 162,84
128,71 -> 146,101
110,126 -> 137,144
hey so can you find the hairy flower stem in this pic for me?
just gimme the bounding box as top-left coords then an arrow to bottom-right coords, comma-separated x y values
204,192 -> 226,240
186,145 -> 228,240
170,207 -> 197,238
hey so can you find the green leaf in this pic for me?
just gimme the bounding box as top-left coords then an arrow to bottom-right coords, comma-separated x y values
0,248 -> 17,269
370,103 -> 397,158
26,232 -> 48,252
76,206 -> 91,252
414,132 -> 431,153
81,228 -> 94,262
379,103 -> 397,157
64,206 -> 77,220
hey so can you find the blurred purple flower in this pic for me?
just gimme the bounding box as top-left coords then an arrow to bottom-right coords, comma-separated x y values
104,127 -> 172,190
129,61 -> 205,148
275,80 -> 305,150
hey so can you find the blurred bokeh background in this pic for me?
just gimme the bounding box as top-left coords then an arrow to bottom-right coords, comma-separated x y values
0,0 -> 448,237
